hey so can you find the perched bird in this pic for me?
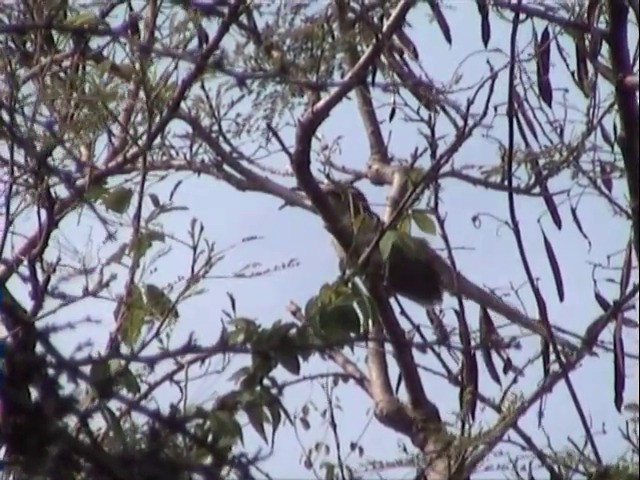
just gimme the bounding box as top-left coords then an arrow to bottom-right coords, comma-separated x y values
318,182 -> 443,306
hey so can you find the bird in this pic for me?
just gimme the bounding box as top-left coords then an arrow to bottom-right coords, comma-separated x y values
318,182 -> 443,306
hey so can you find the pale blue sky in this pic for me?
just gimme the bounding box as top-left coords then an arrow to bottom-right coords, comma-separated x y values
3,2 -> 638,479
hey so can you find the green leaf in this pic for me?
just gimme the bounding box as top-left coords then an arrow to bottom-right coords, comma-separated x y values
335,303 -> 361,335
89,359 -> 110,383
209,410 -> 243,449
396,231 -> 424,257
379,230 -> 399,261
249,352 -> 277,381
149,193 -> 161,208
85,182 -> 109,201
407,167 -> 426,186
120,285 -> 146,346
102,187 -> 134,214
277,349 -> 301,376
228,366 -> 253,385
244,404 -> 268,443
95,59 -> 112,76
397,214 -> 412,234
306,282 -> 362,342
89,359 -> 113,399
129,230 -> 165,261
300,416 -> 311,431
318,303 -> 360,340
266,398 -> 282,446
144,284 -> 178,320
66,12 -> 99,27
411,209 -> 437,235
293,327 -> 316,361
101,405 -> 128,447
118,367 -> 141,395
304,293 -> 323,322
228,318 -> 259,344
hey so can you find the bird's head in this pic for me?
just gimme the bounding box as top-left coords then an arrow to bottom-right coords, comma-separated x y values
317,182 -> 376,224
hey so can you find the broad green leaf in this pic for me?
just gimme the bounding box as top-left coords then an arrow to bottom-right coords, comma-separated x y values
244,404 -> 268,443
120,285 -> 146,346
249,352 -> 277,380
411,209 -> 437,235
379,230 -> 399,261
318,303 -> 360,340
118,367 -> 141,395
304,293 -> 323,321
260,320 -> 295,350
334,303 -> 361,335
277,349 -> 301,376
294,326 -> 316,361
228,318 -> 259,344
271,320 -> 296,337
144,284 -> 178,320
85,182 -> 109,201
102,187 -> 133,214
306,281 -> 362,342
317,282 -> 340,304
89,359 -> 113,398
89,359 -> 111,384
397,214 -> 412,234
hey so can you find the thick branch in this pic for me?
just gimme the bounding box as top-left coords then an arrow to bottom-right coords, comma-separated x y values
607,0 -> 640,265
292,0 -> 426,407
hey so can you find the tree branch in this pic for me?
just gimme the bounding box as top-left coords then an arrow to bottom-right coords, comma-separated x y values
607,0 -> 640,265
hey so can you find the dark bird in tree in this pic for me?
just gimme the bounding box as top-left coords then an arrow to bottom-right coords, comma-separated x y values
318,182 -> 444,306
